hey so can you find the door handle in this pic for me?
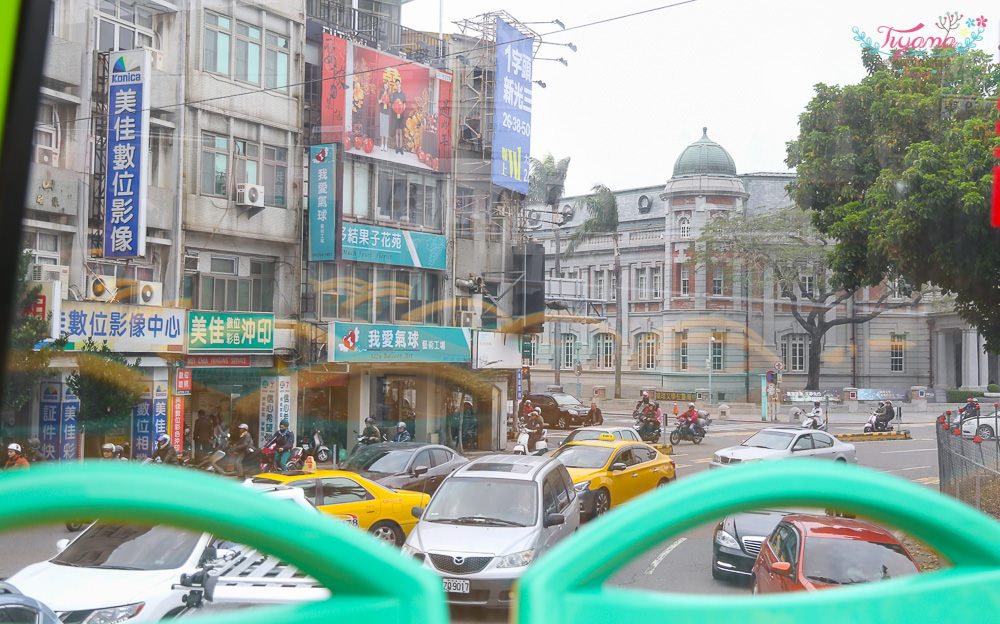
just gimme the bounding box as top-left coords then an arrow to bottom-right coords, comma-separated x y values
632,473 -> 639,478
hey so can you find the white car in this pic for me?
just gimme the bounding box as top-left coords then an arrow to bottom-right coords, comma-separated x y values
959,414 -> 1000,439
6,485 -> 327,623
710,427 -> 857,468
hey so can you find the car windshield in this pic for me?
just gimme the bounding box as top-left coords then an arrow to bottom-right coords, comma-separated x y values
50,523 -> 202,571
552,444 -> 614,469
424,478 -> 537,527
740,431 -> 796,450
341,447 -> 413,473
565,430 -> 607,443
802,536 -> 919,584
551,394 -> 583,406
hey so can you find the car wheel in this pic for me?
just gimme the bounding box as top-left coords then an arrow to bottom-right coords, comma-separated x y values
751,577 -> 760,595
65,520 -> 86,532
976,424 -> 995,440
556,416 -> 568,429
669,430 -> 681,445
657,478 -> 672,488
368,520 -> 404,546
592,489 -> 611,518
835,457 -> 847,463
317,448 -> 330,463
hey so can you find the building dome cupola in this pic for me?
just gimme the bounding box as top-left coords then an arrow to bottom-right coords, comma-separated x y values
671,127 -> 737,178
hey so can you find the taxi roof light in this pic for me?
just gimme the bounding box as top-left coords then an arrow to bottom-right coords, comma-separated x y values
597,433 -> 615,441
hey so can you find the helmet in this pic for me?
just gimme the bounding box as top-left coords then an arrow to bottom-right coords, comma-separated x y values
238,423 -> 249,430
653,402 -> 660,408
156,434 -> 170,445
365,417 -> 375,424
102,443 -> 115,452
397,422 -> 406,428
642,391 -> 649,397
8,443 -> 21,453
534,407 -> 542,414
886,400 -> 893,405
814,401 -> 821,406
280,419 -> 289,427
29,437 -> 41,449
688,403 -> 695,408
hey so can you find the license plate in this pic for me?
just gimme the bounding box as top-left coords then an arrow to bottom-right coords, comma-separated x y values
443,578 -> 470,593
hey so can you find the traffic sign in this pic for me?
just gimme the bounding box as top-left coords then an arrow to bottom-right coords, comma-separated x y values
774,361 -> 784,371
766,370 -> 776,384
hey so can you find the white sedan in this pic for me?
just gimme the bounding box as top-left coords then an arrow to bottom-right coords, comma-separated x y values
710,427 -> 857,468
960,414 -> 1000,439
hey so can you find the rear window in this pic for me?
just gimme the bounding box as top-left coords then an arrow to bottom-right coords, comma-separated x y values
466,462 -> 534,473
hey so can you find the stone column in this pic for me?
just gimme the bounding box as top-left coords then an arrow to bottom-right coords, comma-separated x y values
935,331 -> 949,388
979,333 -> 990,388
962,329 -> 978,389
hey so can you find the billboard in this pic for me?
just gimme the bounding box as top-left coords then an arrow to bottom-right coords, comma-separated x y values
330,322 -> 471,363
60,301 -> 185,353
104,49 -> 149,258
187,311 -> 274,354
309,144 -> 337,261
322,32 -> 452,173
491,18 -> 533,194
341,222 -> 447,270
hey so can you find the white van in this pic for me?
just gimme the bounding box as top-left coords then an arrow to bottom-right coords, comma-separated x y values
401,454 -> 580,608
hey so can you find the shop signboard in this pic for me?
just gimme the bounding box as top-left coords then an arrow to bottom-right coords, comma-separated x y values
258,376 -> 291,447
60,301 -> 185,352
132,384 -> 154,460
60,386 -> 80,461
491,17 -> 533,193
175,368 -> 191,395
341,223 -> 447,270
38,383 -> 61,461
309,144 -> 337,261
330,322 -> 471,363
170,396 -> 184,453
187,311 -> 274,353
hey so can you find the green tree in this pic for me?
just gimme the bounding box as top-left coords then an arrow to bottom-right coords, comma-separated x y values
1,250 -> 65,437
786,50 -> 1000,347
528,154 -> 571,386
693,205 -> 918,389
565,184 -> 623,398
66,338 -> 145,453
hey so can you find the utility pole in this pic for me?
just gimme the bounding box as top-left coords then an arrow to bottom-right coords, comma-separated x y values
553,211 -> 561,387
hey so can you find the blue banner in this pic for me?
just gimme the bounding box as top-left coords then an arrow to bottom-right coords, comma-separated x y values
341,223 -> 447,270
132,385 -> 154,460
38,383 -> 61,461
331,322 -> 471,363
153,382 -> 169,443
309,144 -> 337,261
60,386 -> 80,460
104,50 -> 149,258
491,18 -> 533,194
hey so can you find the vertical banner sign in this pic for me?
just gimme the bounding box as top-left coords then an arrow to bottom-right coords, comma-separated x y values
277,376 -> 292,434
153,382 -> 169,444
321,33 -> 347,144
309,144 -> 337,261
437,72 -> 453,170
132,384 -> 154,460
170,396 -> 185,452
39,383 -> 61,461
104,49 -> 149,258
259,376 -> 278,448
491,18 -> 533,194
175,368 -> 192,395
61,386 -> 80,460
992,93 -> 999,227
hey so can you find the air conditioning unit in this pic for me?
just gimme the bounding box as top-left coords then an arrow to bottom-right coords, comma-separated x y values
35,145 -> 59,167
184,252 -> 200,272
29,263 -> 69,299
236,183 -> 265,208
141,46 -> 165,71
86,275 -> 117,302
135,280 -> 163,306
459,310 -> 477,328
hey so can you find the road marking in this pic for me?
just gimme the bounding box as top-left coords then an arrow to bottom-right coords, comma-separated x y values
692,457 -> 714,463
673,463 -> 691,469
885,466 -> 930,473
880,448 -> 937,454
644,537 -> 687,575
914,477 -> 940,485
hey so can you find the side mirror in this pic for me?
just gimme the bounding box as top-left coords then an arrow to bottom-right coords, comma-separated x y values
412,465 -> 429,476
771,561 -> 793,576
55,538 -> 69,552
611,462 -> 627,471
544,513 -> 565,528
411,506 -> 424,519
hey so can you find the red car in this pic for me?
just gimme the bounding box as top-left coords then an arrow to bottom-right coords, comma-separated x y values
751,513 -> 920,593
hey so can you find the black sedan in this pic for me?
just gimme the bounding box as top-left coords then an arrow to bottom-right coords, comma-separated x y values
526,392 -> 597,429
339,442 -> 468,495
712,509 -> 791,582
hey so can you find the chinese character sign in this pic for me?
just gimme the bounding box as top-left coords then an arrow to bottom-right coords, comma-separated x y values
104,50 -> 149,258
321,33 -> 347,144
259,377 -> 278,447
60,301 -> 185,353
132,384 -> 154,460
170,396 -> 185,452
60,386 -> 80,461
340,223 -> 447,270
38,383 -> 62,461
491,18 -> 533,194
309,144 -> 337,261
330,322 -> 471,363
187,311 -> 274,353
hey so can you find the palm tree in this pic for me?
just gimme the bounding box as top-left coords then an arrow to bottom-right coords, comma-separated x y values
564,184 -> 623,398
528,154 -> 571,386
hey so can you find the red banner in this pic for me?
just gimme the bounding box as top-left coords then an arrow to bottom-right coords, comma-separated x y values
322,33 -> 347,144
175,368 -> 192,393
170,396 -> 184,452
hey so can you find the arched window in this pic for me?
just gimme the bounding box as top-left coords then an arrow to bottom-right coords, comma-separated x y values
637,333 -> 658,370
595,333 -> 615,369
679,216 -> 691,238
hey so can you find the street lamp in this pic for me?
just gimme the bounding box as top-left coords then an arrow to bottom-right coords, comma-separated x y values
540,41 -> 578,52
535,57 -> 569,66
706,336 -> 716,405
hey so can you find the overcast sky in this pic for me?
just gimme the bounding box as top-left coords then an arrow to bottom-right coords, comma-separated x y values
402,0 -> 999,196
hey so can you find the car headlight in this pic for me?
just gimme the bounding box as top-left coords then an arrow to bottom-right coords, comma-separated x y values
713,454 -> 721,463
401,543 -> 422,557
714,529 -> 740,550
574,480 -> 592,493
497,549 -> 536,568
80,603 -> 145,624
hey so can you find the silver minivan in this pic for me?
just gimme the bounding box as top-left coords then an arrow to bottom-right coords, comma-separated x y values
401,454 -> 580,608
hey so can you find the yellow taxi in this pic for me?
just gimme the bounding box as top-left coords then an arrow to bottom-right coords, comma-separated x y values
549,434 -> 676,521
249,469 -> 429,546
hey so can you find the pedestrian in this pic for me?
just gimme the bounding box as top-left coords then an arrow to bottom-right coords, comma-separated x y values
4,443 -> 30,470
588,401 -> 603,426
193,409 -> 214,461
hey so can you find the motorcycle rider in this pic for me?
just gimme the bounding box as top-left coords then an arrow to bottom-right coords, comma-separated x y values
525,408 -> 546,451
806,401 -> 824,429
228,423 -> 253,477
27,437 -> 44,464
678,403 -> 700,438
634,391 -> 653,417
587,400 -> 603,426
392,421 -> 412,443
100,442 -> 117,460
263,419 -> 295,472
638,402 -> 661,440
4,443 -> 29,470
362,417 -> 382,445
152,434 -> 180,465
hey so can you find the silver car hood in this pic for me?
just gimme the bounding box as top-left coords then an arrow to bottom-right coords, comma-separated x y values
406,520 -> 539,557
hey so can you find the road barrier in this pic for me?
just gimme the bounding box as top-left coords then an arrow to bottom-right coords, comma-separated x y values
937,412 -> 1000,520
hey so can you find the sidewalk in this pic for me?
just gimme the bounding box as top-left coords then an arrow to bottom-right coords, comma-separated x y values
598,401 -> 952,425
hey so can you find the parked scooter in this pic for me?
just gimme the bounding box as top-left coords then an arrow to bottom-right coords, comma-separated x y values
300,429 -> 331,464
864,409 -> 894,433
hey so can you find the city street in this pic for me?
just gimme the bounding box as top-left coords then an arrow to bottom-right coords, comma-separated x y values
0,411 -> 944,623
